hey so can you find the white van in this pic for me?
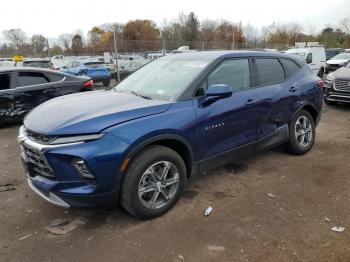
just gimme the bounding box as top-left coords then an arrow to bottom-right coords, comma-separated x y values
286,44 -> 326,77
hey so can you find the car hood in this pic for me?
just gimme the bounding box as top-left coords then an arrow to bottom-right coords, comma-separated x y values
332,67 -> 350,79
24,90 -> 172,135
327,59 -> 349,65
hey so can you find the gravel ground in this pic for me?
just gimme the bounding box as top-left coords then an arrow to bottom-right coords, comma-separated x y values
0,103 -> 349,262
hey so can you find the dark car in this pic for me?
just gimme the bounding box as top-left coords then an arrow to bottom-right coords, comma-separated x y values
0,67 -> 94,124
18,51 -> 323,219
324,61 -> 350,105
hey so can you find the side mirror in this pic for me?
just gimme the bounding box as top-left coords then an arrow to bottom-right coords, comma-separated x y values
206,84 -> 233,98
202,84 -> 233,106
306,54 -> 312,64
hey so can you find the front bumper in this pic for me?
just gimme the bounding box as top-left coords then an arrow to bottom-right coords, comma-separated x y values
18,127 -> 130,207
324,80 -> 350,103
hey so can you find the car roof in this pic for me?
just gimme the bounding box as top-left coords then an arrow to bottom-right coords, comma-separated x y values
0,67 -> 63,74
160,50 -> 304,65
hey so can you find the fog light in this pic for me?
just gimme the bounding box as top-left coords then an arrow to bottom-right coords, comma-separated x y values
72,159 -> 95,180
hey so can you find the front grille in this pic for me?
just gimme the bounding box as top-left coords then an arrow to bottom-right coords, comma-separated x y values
25,129 -> 55,145
22,143 -> 55,179
334,80 -> 350,92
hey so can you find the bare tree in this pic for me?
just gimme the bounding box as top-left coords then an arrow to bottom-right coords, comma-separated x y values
340,18 -> 350,36
287,22 -> 303,46
58,33 -> 73,50
2,28 -> 27,51
243,23 -> 258,48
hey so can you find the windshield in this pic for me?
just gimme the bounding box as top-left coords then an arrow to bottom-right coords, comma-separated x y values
332,53 -> 350,60
114,58 -> 209,101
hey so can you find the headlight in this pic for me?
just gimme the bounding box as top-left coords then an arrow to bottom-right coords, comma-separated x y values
326,73 -> 335,81
49,133 -> 104,145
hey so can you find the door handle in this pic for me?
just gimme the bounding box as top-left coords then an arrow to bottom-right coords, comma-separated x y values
289,86 -> 298,92
245,99 -> 257,106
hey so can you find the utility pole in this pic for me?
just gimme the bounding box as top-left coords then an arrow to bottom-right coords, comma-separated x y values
46,38 -> 51,63
231,32 -> 235,50
113,29 -> 120,82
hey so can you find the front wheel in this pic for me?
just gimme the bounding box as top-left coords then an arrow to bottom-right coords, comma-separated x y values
286,110 -> 315,155
121,145 -> 186,219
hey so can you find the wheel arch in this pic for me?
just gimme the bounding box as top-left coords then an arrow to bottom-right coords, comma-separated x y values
292,102 -> 319,125
124,134 -> 195,177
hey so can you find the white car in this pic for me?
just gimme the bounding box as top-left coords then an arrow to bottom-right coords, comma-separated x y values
326,53 -> 350,73
286,46 -> 326,77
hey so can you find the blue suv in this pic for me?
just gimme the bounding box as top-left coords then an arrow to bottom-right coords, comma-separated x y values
62,60 -> 111,86
18,51 -> 323,219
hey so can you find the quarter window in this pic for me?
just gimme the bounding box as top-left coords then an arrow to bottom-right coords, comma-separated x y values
255,58 -> 284,86
280,58 -> 300,78
18,72 -> 49,87
207,59 -> 250,92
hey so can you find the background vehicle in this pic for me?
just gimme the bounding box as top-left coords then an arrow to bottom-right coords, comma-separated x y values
324,61 -> 350,105
326,53 -> 350,72
18,58 -> 54,69
286,44 -> 326,77
19,51 -> 323,219
325,48 -> 345,60
0,68 -> 93,124
62,60 -> 111,86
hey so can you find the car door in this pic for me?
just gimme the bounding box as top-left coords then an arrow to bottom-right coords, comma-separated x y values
194,58 -> 261,167
13,71 -> 56,117
0,71 -> 16,122
251,57 -> 300,146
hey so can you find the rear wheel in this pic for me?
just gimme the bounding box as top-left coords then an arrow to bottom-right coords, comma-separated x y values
121,145 -> 186,219
286,110 -> 315,155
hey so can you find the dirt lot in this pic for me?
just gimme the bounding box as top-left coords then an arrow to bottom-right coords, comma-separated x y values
0,104 -> 349,262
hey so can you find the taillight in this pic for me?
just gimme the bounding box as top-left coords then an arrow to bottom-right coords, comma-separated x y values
83,80 -> 94,88
317,80 -> 324,90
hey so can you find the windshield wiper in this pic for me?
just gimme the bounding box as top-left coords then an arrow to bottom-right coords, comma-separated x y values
130,91 -> 153,100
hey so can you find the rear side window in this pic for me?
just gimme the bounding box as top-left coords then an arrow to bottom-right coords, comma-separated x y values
47,73 -> 64,82
18,72 -> 49,87
0,73 -> 11,90
280,58 -> 300,78
255,58 -> 284,86
208,59 -> 250,92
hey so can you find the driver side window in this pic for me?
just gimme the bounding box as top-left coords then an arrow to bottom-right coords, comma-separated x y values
208,59 -> 250,91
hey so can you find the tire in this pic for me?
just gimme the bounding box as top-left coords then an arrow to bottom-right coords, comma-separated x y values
324,97 -> 337,106
317,67 -> 324,79
121,145 -> 187,219
103,80 -> 111,87
286,110 -> 315,155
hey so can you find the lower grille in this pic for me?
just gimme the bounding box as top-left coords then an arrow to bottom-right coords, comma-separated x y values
22,143 -> 55,179
335,80 -> 350,92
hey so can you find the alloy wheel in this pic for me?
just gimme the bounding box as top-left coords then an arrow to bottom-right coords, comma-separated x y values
138,161 -> 179,209
295,115 -> 313,147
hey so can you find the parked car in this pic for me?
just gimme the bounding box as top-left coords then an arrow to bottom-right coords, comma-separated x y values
61,60 -> 111,86
286,45 -> 326,77
325,48 -> 345,61
325,53 -> 350,73
0,68 -> 93,124
18,51 -> 323,219
18,58 -> 54,69
324,61 -> 350,105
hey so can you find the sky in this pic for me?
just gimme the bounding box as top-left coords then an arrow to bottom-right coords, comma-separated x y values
0,0 -> 349,40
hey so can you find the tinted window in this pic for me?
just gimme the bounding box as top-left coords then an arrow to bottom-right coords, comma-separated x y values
208,59 -> 250,91
280,58 -> 300,78
18,72 -> 49,87
306,53 -> 312,64
255,58 -> 284,86
47,73 -> 64,82
0,73 -> 11,90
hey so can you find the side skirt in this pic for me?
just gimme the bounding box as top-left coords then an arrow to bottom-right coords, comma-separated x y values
196,124 -> 289,174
